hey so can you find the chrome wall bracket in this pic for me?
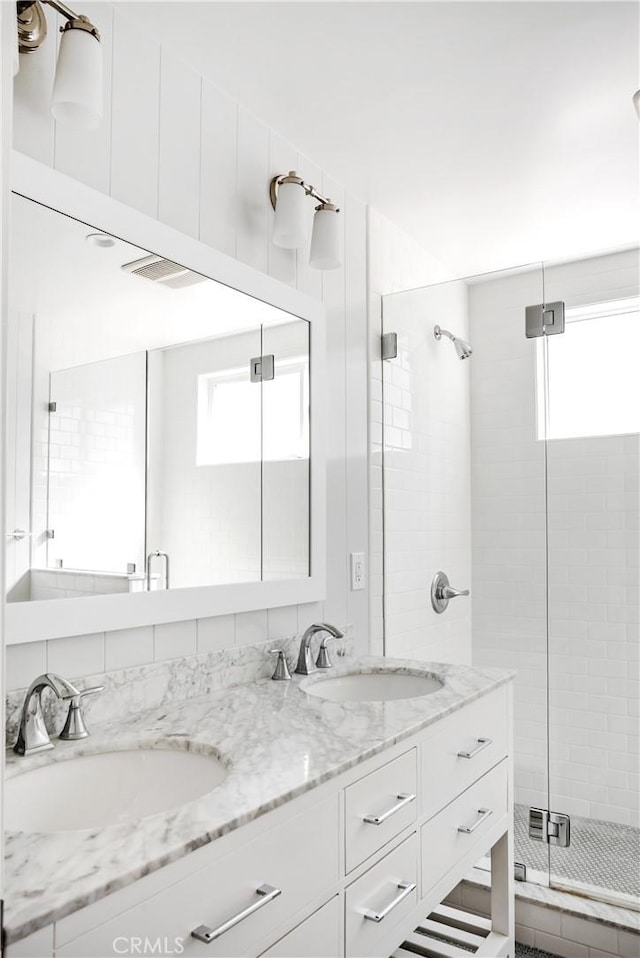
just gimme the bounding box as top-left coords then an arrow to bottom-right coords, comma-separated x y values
529,808 -> 571,847
250,354 -> 275,382
17,1 -> 47,52
525,301 -> 565,339
381,332 -> 398,361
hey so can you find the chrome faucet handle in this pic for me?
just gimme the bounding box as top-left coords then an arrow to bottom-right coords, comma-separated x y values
59,685 -> 104,741
269,650 -> 291,682
316,635 -> 338,669
14,672 -> 83,756
295,622 -> 344,675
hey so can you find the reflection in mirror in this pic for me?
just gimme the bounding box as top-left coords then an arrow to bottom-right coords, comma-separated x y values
6,195 -> 310,603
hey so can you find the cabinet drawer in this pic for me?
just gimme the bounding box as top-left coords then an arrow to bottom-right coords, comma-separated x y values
421,688 -> 507,819
345,833 -> 418,958
345,749 -> 417,873
260,896 -> 342,958
57,794 -> 339,958
422,759 -> 508,895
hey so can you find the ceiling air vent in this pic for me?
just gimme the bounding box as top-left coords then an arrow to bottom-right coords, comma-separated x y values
120,255 -> 206,289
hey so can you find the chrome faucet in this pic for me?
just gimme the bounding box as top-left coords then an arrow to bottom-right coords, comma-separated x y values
13,673 -> 104,756
146,550 -> 170,590
295,623 -> 344,675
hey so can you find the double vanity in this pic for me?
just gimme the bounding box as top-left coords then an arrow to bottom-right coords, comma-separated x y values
5,653 -> 514,958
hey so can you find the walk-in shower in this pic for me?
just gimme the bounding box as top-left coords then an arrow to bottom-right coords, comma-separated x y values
379,249 -> 639,915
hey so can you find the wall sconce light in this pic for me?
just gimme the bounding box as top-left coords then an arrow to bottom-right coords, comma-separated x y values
17,0 -> 103,131
269,171 -> 342,271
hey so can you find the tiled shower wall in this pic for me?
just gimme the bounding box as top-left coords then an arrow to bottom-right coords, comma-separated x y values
367,208 -> 451,655
6,0 -> 371,687
470,250 -> 639,825
377,280 -> 472,664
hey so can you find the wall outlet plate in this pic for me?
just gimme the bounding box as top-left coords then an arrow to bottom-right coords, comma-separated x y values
350,552 -> 366,591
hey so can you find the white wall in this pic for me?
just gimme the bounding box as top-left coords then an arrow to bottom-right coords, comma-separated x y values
380,280 -> 472,664
6,0 -> 369,687
470,250 -> 639,827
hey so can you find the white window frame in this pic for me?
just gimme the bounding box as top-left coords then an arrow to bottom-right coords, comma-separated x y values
536,295 -> 640,441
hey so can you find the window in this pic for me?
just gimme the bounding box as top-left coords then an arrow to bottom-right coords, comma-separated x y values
537,296 -> 640,440
197,360 -> 309,465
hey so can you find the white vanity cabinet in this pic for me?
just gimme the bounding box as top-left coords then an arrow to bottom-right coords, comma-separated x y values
6,684 -> 513,958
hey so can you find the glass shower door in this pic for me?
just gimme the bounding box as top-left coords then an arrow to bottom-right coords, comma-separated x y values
381,263 -> 552,886
543,250 -> 640,907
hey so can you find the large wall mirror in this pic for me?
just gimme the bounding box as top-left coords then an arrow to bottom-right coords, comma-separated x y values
5,156 -> 325,644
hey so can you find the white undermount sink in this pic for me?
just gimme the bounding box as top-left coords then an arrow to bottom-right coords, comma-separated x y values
6,747 -> 228,833
302,670 -> 443,703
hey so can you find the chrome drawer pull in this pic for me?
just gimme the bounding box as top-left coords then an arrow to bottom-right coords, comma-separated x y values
458,807 -> 493,834
363,881 -> 416,923
363,793 -> 416,825
457,737 -> 492,759
191,883 -> 281,943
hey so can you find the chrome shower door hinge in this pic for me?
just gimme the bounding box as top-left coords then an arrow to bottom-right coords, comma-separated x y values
514,862 -> 527,882
529,808 -> 571,847
250,354 -> 275,382
525,301 -> 565,338
48,401 -> 57,413
381,331 -> 398,361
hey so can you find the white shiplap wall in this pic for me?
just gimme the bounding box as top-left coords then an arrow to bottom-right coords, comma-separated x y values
7,1 -> 369,686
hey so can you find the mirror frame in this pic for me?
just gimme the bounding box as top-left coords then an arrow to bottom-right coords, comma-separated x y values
5,152 -> 326,644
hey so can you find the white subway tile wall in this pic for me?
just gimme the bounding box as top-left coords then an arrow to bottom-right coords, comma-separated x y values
9,0 -> 372,672
368,208 -> 452,656
470,251 -> 639,823
6,607 -> 309,690
379,279 -> 473,664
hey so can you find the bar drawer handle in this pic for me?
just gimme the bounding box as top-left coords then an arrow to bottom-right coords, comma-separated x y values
457,737 -> 492,759
458,808 -> 493,834
363,881 -> 416,923
191,884 -> 281,943
363,792 -> 416,825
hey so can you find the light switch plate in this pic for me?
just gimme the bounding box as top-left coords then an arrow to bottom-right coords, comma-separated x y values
350,552 -> 366,591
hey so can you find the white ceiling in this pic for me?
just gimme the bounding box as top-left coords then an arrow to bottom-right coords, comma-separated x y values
126,2 -> 640,276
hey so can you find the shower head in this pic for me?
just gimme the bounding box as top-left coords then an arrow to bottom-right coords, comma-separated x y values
433,324 -> 472,360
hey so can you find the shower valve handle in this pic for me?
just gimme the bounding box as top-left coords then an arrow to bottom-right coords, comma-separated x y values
431,571 -> 470,614
441,584 -> 469,600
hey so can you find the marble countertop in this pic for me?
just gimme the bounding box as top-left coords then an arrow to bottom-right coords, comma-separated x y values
4,656 -> 513,944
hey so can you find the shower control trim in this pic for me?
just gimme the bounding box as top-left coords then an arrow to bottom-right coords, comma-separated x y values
431,571 -> 470,614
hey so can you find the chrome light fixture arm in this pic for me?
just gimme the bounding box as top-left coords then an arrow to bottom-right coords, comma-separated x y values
269,172 -> 340,214
17,0 -> 100,54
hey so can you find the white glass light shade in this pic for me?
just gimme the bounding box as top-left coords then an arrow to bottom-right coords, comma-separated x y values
309,205 -> 341,270
272,180 -> 307,249
52,26 -> 103,131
